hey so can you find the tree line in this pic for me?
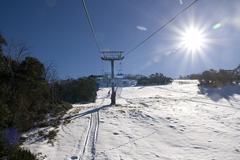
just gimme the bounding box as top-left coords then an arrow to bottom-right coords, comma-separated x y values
54,77 -> 97,103
180,66 -> 240,87
136,73 -> 173,86
0,35 -> 97,159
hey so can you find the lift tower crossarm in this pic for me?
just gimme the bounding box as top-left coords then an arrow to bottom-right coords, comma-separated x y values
101,51 -> 124,105
101,51 -> 124,61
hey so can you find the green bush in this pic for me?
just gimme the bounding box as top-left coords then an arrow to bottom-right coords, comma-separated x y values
0,35 -> 75,132
0,34 -> 97,158
37,130 -> 44,137
8,147 -> 37,160
46,130 -> 58,146
47,130 -> 57,141
55,77 -> 97,103
137,73 -> 172,86
199,69 -> 235,87
182,65 -> 240,87
0,35 -> 74,158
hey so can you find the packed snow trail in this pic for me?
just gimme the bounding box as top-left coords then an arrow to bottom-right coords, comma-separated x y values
95,80 -> 240,160
78,91 -> 109,160
79,111 -> 99,160
22,81 -> 240,160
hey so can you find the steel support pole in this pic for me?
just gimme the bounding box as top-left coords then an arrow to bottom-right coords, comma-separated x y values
111,60 -> 116,105
101,51 -> 123,105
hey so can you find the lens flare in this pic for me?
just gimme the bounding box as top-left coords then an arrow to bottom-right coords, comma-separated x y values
179,26 -> 207,53
212,23 -> 222,30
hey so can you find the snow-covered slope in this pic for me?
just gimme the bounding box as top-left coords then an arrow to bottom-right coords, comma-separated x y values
23,80 -> 240,160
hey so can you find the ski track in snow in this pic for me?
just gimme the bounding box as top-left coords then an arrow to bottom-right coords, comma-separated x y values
79,107 -> 100,160
76,94 -> 108,160
22,81 -> 240,160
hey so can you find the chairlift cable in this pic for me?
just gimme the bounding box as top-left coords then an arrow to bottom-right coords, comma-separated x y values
81,0 -> 102,53
124,0 -> 199,57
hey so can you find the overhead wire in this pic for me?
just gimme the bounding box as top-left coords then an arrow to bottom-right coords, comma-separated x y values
81,0 -> 199,59
81,0 -> 102,52
81,0 -> 106,76
124,0 -> 199,57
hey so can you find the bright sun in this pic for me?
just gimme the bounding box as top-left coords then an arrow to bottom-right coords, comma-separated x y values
180,27 -> 207,53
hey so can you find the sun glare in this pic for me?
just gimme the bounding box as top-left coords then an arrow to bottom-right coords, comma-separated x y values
180,27 -> 207,53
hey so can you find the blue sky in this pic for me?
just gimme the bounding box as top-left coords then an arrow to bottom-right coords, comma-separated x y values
1,0 -> 240,78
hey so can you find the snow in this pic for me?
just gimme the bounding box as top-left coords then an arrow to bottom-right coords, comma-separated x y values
22,80 -> 240,160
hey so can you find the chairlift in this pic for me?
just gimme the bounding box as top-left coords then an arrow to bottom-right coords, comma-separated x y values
116,61 -> 124,78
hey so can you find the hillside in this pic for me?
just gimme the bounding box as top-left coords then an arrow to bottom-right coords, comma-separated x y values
22,80 -> 240,160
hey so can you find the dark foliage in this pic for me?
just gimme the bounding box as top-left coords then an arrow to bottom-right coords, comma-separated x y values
54,77 -> 97,103
0,35 -> 97,159
0,54 -> 53,131
137,73 -> 172,86
8,147 -> 37,160
46,130 -> 58,146
182,65 -> 240,87
0,36 -> 75,130
0,35 -> 98,159
124,74 -> 146,81
47,130 -> 57,140
0,130 -> 36,159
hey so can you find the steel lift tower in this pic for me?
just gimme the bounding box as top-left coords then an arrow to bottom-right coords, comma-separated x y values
101,51 -> 124,105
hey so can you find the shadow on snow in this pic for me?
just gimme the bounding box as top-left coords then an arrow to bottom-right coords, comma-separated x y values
63,104 -> 111,121
198,85 -> 240,102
